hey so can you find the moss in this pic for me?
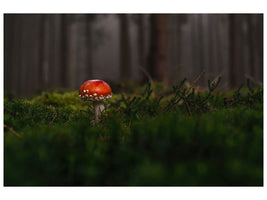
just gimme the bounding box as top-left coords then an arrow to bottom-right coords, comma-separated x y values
4,83 -> 263,186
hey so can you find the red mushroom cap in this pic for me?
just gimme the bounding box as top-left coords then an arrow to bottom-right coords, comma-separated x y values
79,79 -> 112,101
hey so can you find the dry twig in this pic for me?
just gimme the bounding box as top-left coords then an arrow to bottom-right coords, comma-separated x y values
4,124 -> 22,137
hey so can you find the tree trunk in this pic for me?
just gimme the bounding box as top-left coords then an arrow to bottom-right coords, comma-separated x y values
119,14 -> 131,81
37,14 -> 45,92
86,15 -> 94,79
60,14 -> 69,87
68,15 -> 78,89
4,14 -> 15,94
249,14 -> 263,83
257,15 -> 263,83
137,14 -> 146,78
229,14 -> 239,88
12,15 -> 23,94
148,14 -> 169,85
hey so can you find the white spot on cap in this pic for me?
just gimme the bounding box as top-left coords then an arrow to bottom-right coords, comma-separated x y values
94,93 -> 97,96
83,90 -> 86,93
86,90 -> 89,93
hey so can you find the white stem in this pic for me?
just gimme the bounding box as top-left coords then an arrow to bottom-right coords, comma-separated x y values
93,101 -> 105,123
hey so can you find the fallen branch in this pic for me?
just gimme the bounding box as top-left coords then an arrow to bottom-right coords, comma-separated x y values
184,101 -> 192,116
4,124 -> 22,137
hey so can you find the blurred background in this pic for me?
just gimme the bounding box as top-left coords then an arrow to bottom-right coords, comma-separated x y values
4,14 -> 263,96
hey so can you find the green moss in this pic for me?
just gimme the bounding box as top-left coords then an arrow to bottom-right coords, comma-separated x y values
4,84 -> 263,186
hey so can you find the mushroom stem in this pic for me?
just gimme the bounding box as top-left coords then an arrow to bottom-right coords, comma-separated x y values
93,101 -> 105,123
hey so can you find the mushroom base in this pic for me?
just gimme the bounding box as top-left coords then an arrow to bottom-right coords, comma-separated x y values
93,101 -> 105,123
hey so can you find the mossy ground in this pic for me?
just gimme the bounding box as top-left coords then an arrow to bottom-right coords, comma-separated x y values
4,82 -> 263,186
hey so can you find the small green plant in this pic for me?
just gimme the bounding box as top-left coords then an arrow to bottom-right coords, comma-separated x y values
224,80 -> 263,108
165,77 -> 221,115
120,83 -> 163,125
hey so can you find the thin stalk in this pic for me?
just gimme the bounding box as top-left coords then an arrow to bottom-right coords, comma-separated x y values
93,101 -> 105,124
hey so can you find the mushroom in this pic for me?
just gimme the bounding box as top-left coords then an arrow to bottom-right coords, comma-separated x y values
79,79 -> 112,124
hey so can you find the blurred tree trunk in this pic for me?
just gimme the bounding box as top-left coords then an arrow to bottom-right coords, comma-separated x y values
52,15 -> 63,87
13,15 -> 23,94
38,15 -> 46,91
248,14 -> 263,83
257,15 -> 263,83
4,15 -> 15,93
175,14 -> 186,83
191,15 -> 200,76
20,16 -> 28,94
86,15 -> 94,78
75,14 -> 90,85
197,15 -> 204,75
42,15 -> 51,87
60,14 -> 69,87
137,14 -> 146,80
148,14 -> 169,85
68,15 -> 78,89
229,14 -> 239,88
28,15 -> 41,95
119,14 -> 131,81
208,15 -> 216,78
47,15 -> 56,88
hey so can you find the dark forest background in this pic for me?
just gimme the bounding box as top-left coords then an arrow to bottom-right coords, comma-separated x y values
4,14 -> 263,96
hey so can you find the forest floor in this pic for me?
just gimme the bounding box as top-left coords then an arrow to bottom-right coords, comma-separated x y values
4,80 -> 263,186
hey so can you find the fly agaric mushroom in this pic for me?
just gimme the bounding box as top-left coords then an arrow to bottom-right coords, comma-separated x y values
79,79 -> 112,124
